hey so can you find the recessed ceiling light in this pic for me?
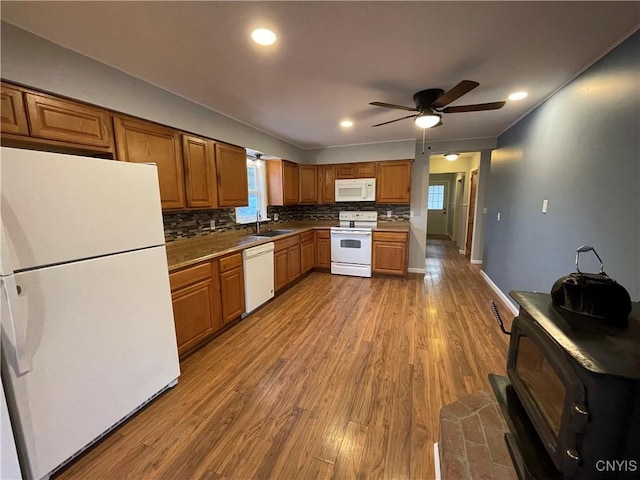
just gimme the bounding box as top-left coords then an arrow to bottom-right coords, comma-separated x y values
340,120 -> 353,128
508,91 -> 528,101
445,153 -> 459,161
251,28 -> 276,46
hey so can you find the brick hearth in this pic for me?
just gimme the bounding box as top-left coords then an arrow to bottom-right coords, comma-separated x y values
438,390 -> 517,479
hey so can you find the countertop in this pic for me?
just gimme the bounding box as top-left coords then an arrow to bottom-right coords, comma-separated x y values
165,220 -> 410,272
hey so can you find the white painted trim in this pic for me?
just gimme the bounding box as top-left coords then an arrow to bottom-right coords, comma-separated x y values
408,267 -> 425,274
433,442 -> 442,480
470,259 -> 483,265
480,270 -> 519,316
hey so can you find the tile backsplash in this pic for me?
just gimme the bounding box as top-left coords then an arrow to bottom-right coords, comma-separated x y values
163,203 -> 410,242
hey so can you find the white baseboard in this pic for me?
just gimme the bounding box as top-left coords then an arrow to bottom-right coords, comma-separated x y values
433,442 -> 442,480
470,259 -> 483,265
479,270 -> 519,316
408,267 -> 425,274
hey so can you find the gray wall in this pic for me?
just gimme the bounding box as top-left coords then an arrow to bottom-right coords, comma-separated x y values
484,31 -> 640,302
0,22 -> 306,162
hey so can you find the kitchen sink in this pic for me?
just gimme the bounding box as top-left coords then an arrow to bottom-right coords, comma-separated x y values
254,229 -> 294,237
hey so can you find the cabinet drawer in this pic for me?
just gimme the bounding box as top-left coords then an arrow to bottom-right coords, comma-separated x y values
170,262 -> 212,291
220,252 -> 242,272
315,229 -> 330,239
373,231 -> 408,243
274,235 -> 300,252
300,231 -> 314,244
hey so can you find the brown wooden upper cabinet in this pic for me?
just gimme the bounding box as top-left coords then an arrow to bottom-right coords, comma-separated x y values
182,135 -> 218,209
113,115 -> 186,210
335,162 -> 376,179
214,142 -> 248,208
1,82 -> 114,155
376,160 -> 413,204
25,91 -> 113,149
298,165 -> 318,204
317,164 -> 335,204
267,159 -> 299,205
1,83 -> 29,135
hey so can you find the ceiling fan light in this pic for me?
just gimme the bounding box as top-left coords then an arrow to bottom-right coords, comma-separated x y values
445,153 -> 459,161
414,113 -> 441,129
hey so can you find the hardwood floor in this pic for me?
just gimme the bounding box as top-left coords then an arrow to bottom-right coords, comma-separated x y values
54,239 -> 513,480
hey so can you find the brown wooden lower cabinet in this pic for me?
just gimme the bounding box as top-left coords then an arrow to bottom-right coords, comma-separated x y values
300,231 -> 315,274
169,261 -> 222,357
372,231 -> 409,276
219,253 -> 245,325
274,235 -> 301,292
314,229 -> 331,269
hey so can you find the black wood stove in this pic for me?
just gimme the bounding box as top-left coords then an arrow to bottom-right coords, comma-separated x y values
490,291 -> 640,479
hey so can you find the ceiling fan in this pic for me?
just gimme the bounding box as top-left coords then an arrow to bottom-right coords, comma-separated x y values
370,80 -> 506,128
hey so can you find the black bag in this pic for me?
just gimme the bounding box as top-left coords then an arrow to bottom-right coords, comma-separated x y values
551,246 -> 632,326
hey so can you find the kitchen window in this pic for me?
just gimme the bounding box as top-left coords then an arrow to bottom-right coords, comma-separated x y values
236,158 -> 268,224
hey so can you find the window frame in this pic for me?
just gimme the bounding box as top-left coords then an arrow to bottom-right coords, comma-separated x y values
235,158 -> 269,224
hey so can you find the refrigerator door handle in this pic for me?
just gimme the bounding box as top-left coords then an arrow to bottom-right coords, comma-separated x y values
1,276 -> 31,374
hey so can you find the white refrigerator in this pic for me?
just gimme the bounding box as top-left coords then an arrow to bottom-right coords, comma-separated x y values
0,147 -> 180,480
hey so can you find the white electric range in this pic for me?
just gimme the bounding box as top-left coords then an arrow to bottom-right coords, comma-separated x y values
330,211 -> 378,277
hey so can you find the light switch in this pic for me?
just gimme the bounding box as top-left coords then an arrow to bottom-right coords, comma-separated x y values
483,208 -> 488,214
542,199 -> 548,214
497,212 -> 501,221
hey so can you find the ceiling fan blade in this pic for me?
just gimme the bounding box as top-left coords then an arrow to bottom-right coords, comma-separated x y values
370,101 -> 418,112
432,80 -> 479,108
372,114 -> 418,127
441,101 -> 506,113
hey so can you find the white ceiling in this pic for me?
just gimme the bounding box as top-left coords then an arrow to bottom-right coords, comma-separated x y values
2,2 -> 638,150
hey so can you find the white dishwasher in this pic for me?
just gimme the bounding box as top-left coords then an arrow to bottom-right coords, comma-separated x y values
242,242 -> 275,317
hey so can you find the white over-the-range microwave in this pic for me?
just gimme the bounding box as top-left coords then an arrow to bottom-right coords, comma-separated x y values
335,178 -> 376,202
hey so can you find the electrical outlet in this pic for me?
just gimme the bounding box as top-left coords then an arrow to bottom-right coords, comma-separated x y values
209,220 -> 216,231
497,212 -> 501,221
273,213 -> 279,221
410,210 -> 414,218
387,210 -> 392,218
542,199 -> 548,214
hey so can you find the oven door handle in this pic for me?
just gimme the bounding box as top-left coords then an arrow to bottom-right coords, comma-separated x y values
331,230 -> 372,235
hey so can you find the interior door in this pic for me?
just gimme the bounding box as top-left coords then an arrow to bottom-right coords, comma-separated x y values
426,181 -> 449,235
465,169 -> 478,260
